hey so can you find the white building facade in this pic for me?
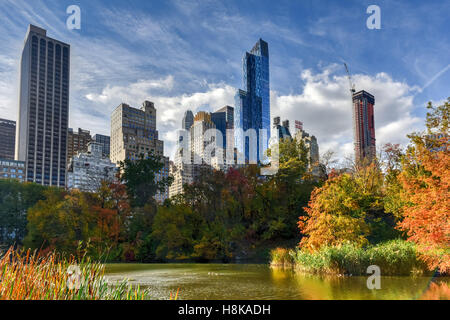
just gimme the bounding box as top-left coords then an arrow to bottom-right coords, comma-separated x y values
67,142 -> 117,192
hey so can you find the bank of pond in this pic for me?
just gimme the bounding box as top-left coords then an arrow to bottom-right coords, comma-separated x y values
269,240 -> 439,276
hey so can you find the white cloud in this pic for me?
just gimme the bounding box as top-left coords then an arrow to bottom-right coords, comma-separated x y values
84,66 -> 424,162
271,66 -> 424,163
83,80 -> 236,158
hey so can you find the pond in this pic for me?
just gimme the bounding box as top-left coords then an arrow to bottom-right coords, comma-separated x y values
104,263 -> 449,300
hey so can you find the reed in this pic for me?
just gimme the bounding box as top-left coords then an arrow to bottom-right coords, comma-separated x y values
271,240 -> 429,276
269,247 -> 295,266
0,247 -> 152,300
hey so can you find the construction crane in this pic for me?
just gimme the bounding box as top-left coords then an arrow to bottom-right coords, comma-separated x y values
344,63 -> 357,162
344,63 -> 356,94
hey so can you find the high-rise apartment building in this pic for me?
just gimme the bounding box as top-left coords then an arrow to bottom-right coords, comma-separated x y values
212,106 -> 234,154
67,128 -> 91,163
0,118 -> 16,160
234,39 -> 270,163
191,111 -> 216,165
178,110 -> 194,155
111,101 -> 163,163
273,117 -> 292,140
110,100 -> 169,202
16,25 -> 70,187
182,110 -> 194,133
352,90 -> 376,162
92,134 -> 111,157
295,128 -> 320,172
67,142 -> 116,192
0,159 -> 25,182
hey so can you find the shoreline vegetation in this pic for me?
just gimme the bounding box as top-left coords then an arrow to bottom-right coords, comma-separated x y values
270,240 -> 433,276
0,247 -> 154,300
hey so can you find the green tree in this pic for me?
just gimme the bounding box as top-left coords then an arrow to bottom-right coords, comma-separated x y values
119,154 -> 173,207
0,180 -> 46,246
24,189 -> 98,253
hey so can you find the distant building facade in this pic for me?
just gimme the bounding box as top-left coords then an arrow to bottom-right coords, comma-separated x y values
211,106 -> 234,161
191,111 -> 216,165
352,90 -> 376,162
110,100 -> 169,202
235,39 -> 270,163
273,117 -> 292,140
295,128 -> 320,174
0,159 -> 25,182
16,25 -> 70,187
182,110 -> 194,135
67,128 -> 91,163
0,118 -> 16,160
67,142 -> 116,192
93,134 -> 110,157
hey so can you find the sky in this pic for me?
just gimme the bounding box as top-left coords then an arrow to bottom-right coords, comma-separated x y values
0,0 -> 449,162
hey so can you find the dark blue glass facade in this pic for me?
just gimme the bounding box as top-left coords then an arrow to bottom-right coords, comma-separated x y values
234,39 -> 270,162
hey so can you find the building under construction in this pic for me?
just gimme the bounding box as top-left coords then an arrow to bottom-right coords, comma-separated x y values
352,90 -> 376,162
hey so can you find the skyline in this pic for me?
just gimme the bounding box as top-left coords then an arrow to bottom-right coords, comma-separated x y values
0,0 -> 449,162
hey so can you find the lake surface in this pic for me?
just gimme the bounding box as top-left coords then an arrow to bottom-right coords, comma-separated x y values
104,263 -> 450,300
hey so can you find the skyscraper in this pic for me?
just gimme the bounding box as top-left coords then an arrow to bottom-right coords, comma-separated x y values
16,25 -> 70,187
92,133 -> 111,157
0,118 -> 16,160
182,110 -> 194,132
211,105 -> 234,153
352,90 -> 376,162
67,128 -> 91,163
190,111 -> 216,165
110,100 -> 169,202
67,142 -> 116,192
234,38 -> 270,163
273,117 -> 292,140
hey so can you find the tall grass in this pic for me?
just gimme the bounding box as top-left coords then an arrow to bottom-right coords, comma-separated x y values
270,247 -> 295,266
271,240 -> 429,276
0,247 -> 152,300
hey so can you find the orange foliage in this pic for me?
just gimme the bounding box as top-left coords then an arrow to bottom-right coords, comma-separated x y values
398,140 -> 450,273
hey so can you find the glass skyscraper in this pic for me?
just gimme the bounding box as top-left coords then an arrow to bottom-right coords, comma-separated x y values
234,39 -> 270,163
16,25 -> 70,187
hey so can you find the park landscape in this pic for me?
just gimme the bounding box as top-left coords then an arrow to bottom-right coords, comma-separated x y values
0,99 -> 448,300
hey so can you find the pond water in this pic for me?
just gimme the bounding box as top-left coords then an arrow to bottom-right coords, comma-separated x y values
104,263 -> 449,300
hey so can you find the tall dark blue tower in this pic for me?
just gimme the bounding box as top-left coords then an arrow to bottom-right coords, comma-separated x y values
234,39 -> 270,163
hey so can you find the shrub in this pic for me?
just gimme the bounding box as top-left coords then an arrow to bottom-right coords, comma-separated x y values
282,240 -> 428,276
270,247 -> 295,266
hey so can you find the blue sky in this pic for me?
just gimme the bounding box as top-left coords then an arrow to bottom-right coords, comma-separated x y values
0,0 -> 449,160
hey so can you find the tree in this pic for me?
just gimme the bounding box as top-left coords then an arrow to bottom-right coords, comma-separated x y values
24,189 -> 98,254
298,163 -> 397,251
397,99 -> 449,273
119,154 -> 173,207
0,180 -> 46,246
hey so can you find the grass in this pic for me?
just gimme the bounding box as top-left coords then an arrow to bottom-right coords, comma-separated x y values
271,240 -> 430,276
0,247 -> 154,300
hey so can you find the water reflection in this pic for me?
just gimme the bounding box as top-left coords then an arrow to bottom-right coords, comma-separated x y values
104,264 -> 449,300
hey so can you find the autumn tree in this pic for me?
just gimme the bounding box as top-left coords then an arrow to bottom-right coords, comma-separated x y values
397,99 -> 449,273
298,163 -> 398,251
